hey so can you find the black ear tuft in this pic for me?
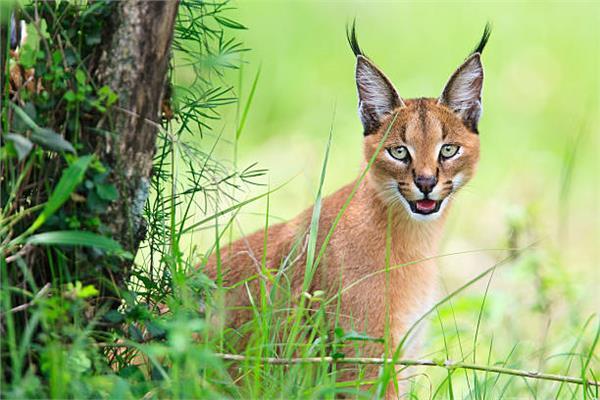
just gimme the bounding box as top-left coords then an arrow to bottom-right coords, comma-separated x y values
470,22 -> 492,56
346,19 -> 365,57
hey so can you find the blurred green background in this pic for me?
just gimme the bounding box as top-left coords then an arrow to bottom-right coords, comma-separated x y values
175,1 -> 598,391
194,1 -> 598,285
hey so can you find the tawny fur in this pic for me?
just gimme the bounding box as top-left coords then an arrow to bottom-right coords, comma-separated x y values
203,98 -> 481,393
202,32 -> 486,396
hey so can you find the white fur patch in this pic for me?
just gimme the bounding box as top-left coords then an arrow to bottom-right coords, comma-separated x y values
394,289 -> 435,352
453,172 -> 465,190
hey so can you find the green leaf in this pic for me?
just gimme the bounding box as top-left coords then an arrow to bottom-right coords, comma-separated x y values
52,50 -> 62,65
340,330 -> 384,343
12,103 -> 37,133
4,133 -> 33,161
64,90 -> 76,103
104,310 -> 124,324
118,365 -> 143,380
214,16 -> 247,30
19,43 -> 37,69
64,48 -> 77,66
11,103 -> 75,153
98,85 -> 118,106
39,19 -> 49,40
96,183 -> 119,201
128,325 -> 144,342
11,103 -> 40,131
146,321 -> 166,339
26,230 -> 123,252
28,155 -> 93,233
30,128 -> 75,153
86,190 -> 106,213
77,284 -> 99,299
75,69 -> 86,85
67,350 -> 92,373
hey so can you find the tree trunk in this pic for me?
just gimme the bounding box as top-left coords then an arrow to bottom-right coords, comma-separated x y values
93,1 -> 179,293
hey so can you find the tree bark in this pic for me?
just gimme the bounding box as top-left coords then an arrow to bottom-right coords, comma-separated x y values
93,1 -> 179,289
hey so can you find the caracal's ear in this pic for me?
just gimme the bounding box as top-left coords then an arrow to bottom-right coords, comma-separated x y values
439,24 -> 491,133
347,22 -> 405,135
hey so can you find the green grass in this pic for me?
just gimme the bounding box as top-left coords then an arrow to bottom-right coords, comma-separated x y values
1,1 -> 598,399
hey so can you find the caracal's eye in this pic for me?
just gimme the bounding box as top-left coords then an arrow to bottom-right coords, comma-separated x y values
440,144 -> 460,159
388,146 -> 410,162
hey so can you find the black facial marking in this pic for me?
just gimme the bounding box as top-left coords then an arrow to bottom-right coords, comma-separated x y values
399,124 -> 407,142
441,123 -> 449,140
417,99 -> 428,134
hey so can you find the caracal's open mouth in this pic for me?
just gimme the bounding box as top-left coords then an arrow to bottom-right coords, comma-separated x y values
408,199 -> 442,215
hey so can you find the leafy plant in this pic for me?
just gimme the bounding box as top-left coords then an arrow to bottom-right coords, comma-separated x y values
1,1 -> 598,399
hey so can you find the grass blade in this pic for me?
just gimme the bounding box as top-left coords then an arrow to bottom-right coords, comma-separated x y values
26,230 -> 125,253
27,155 -> 93,234
235,66 -> 261,141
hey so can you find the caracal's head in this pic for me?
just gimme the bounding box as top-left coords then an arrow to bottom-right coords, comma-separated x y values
349,24 -> 490,222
